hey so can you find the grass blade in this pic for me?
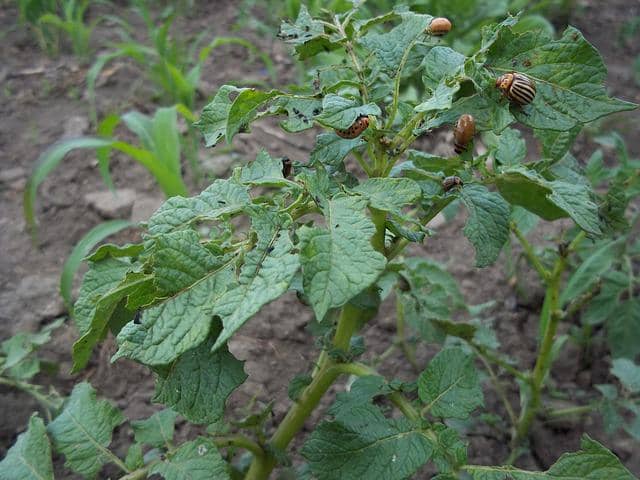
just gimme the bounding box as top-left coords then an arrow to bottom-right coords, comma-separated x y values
24,137 -> 114,240
60,219 -> 134,312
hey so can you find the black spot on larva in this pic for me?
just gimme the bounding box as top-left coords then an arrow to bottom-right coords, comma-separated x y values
133,311 -> 142,324
219,200 -> 226,205
334,224 -> 340,228
267,246 -> 275,253
313,108 -> 321,115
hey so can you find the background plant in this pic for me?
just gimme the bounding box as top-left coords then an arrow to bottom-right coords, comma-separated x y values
3,3 -> 639,480
87,0 -> 276,115
16,0 -> 102,59
24,105 -> 188,241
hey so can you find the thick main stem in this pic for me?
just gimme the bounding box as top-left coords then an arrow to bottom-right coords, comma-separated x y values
244,304 -> 363,480
511,257 -> 565,453
244,199 -> 388,480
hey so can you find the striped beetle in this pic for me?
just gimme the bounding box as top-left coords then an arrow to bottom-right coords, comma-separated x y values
495,72 -> 536,106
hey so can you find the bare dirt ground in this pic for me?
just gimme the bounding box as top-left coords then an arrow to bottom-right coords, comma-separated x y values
0,0 -> 638,478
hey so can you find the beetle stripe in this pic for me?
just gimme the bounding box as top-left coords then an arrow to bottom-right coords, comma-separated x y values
510,83 -> 535,104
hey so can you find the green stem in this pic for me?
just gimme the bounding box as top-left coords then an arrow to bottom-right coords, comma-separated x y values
385,39 -> 418,130
0,377 -> 61,421
544,403 -> 599,419
511,223 -> 549,282
213,435 -> 265,459
396,297 -> 420,371
471,345 -> 529,382
511,256 -> 566,454
245,195 -> 390,479
244,305 -> 363,480
476,352 -> 518,428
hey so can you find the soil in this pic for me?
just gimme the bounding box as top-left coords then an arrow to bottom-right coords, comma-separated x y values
1,0 -> 639,478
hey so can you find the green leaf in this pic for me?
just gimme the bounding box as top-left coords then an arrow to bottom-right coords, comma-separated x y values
151,230 -> 229,294
86,243 -> 144,262
124,443 -> 144,471
239,150 -> 294,187
353,178 -> 421,216
485,26 -> 637,131
226,89 -> 281,143
459,184 -> 510,267
314,94 -> 381,130
73,257 -> 135,336
420,94 -> 514,134
131,409 -> 178,449
113,259 -> 234,366
0,414 -> 53,480
154,331 -> 246,424
534,126 -> 581,161
611,359 -> 640,393
495,167 -> 602,235
212,209 -> 299,351
277,5 -> 339,60
150,438 -> 230,480
607,299 -> 640,359
47,382 -> 125,479
274,96 -> 322,132
463,435 -> 636,480
61,220 -> 133,312
327,375 -> 391,428
72,269 -> 154,372
1,319 -> 63,376
24,137 -> 114,237
415,82 -> 462,113
418,347 -> 483,419
310,133 -> 367,168
147,179 -> 250,236
493,128 -> 525,167
194,85 -> 244,147
360,11 -> 432,75
559,239 -> 624,307
299,195 -> 387,320
302,403 -> 433,480
405,150 -> 463,176
431,423 -> 468,474
421,46 -> 466,90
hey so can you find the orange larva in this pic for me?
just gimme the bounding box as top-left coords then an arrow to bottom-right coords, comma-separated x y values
495,72 -> 536,106
428,17 -> 452,36
442,176 -> 463,192
335,115 -> 370,139
453,114 -> 476,154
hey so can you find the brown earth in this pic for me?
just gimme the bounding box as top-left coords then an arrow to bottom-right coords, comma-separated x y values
0,0 -> 638,478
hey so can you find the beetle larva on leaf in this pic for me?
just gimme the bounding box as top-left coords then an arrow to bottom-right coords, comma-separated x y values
281,157 -> 292,178
442,176 -> 463,192
495,72 -> 537,106
427,17 -> 452,36
453,114 -> 476,154
335,115 -> 370,139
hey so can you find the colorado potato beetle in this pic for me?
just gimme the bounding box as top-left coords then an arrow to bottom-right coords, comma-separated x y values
442,176 -> 463,192
335,115 -> 370,139
428,17 -> 452,36
453,114 -> 476,154
495,72 -> 536,106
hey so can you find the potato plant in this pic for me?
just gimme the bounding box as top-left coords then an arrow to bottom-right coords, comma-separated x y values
2,4 -> 639,480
